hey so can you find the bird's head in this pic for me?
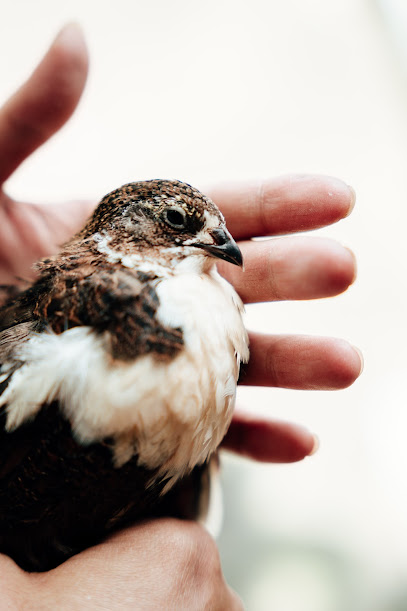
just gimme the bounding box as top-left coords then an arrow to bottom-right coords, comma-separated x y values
80,180 -> 243,269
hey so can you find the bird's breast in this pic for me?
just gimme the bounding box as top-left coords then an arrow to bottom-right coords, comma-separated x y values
1,270 -> 248,488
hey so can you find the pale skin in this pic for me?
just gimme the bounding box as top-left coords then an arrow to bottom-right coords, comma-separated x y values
0,24 -> 362,610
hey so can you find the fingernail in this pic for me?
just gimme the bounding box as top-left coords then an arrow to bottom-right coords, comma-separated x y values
345,185 -> 356,217
352,345 -> 364,376
308,434 -> 320,456
53,22 -> 86,49
344,247 -> 357,284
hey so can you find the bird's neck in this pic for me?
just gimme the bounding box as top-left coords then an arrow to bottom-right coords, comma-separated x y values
91,232 -> 213,277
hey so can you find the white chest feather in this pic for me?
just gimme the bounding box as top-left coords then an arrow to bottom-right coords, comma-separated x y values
2,269 -> 248,487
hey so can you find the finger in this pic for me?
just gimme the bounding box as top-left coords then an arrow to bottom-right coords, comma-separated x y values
240,333 -> 363,389
222,412 -> 318,463
0,23 -> 88,185
208,174 -> 355,240
219,236 -> 356,303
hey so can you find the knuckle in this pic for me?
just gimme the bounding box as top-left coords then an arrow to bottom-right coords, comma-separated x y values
131,520 -> 237,609
170,522 -> 231,608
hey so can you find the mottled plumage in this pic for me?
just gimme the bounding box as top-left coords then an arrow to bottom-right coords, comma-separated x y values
0,180 -> 249,571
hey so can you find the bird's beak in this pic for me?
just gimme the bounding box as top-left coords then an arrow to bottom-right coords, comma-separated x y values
192,227 -> 243,267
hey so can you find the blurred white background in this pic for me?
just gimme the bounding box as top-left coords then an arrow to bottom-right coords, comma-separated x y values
1,1 -> 407,609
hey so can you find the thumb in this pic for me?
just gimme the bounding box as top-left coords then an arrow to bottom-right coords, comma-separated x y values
0,23 -> 89,186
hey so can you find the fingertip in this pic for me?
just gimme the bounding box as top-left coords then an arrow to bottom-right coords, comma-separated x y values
51,22 -> 89,82
345,184 -> 356,217
305,175 -> 356,223
323,243 -> 357,297
321,176 -> 356,221
323,340 -> 363,389
54,22 -> 86,46
303,239 -> 356,299
345,247 -> 357,284
32,23 -> 89,134
277,422 -> 316,462
342,343 -> 364,388
308,434 -> 320,457
351,345 -> 364,376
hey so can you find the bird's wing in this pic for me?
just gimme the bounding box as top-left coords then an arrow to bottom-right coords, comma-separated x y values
0,263 -> 185,435
0,321 -> 34,387
0,279 -> 41,400
0,263 -> 185,507
0,322 -> 41,495
31,264 -> 184,361
0,285 -> 49,480
0,292 -> 37,333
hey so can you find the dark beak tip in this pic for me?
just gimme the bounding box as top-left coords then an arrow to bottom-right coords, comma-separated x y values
238,256 -> 244,268
231,248 -> 244,267
193,237 -> 243,267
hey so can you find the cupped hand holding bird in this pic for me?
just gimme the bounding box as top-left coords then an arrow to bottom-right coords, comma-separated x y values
0,23 -> 362,607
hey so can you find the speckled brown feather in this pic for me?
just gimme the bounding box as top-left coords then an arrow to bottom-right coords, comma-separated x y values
0,180 -> 237,571
80,180 -> 210,240
1,242 -> 183,362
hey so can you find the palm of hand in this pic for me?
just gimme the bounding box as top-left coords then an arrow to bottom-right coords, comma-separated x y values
0,192 -> 93,284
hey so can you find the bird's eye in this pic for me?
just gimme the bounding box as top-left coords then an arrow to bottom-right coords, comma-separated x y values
164,207 -> 187,229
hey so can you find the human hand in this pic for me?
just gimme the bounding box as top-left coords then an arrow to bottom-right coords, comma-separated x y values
0,22 -> 362,608
0,519 -> 242,610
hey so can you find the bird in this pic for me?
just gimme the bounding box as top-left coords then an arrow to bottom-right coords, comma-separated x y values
0,179 -> 249,572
